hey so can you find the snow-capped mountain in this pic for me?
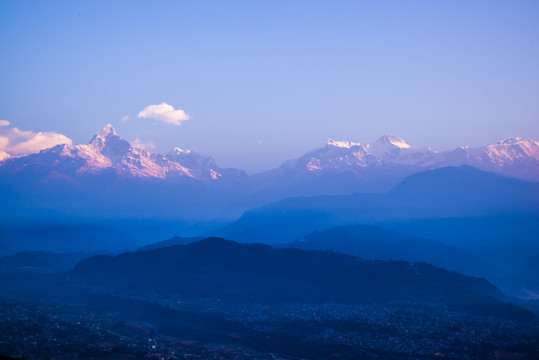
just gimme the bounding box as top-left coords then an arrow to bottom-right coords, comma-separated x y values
1,125 -> 536,183
0,124 -> 244,182
234,134 -> 538,205
419,137 -> 539,181
367,135 -> 411,157
275,139 -> 375,175
0,151 -> 10,162
0,125 -> 536,223
270,135 -> 538,182
366,135 -> 436,165
0,125 -> 537,206
267,135 -> 435,180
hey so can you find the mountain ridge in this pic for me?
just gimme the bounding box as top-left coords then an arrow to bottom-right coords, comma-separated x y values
1,125 -> 537,224
0,125 -> 537,183
70,237 -> 507,307
216,165 -> 539,244
284,224 -> 481,274
0,124 -> 246,182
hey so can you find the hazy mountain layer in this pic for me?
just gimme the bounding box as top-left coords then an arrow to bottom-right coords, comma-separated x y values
0,126 -> 537,219
217,166 -> 539,244
284,225 -> 481,274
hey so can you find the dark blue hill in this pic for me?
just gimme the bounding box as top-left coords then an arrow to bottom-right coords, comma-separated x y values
71,237 -> 509,309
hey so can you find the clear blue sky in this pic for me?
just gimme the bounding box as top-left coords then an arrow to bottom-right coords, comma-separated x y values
1,0 -> 538,173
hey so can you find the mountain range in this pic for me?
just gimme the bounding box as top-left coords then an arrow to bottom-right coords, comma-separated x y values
1,124 -> 537,184
217,165 -> 539,244
214,166 -> 539,295
257,134 -> 539,183
282,225 -> 481,274
0,124 -> 247,181
0,124 -> 537,221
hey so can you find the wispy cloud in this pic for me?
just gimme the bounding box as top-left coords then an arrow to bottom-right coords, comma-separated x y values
131,138 -> 156,151
138,102 -> 190,126
121,115 -> 129,123
0,121 -> 72,156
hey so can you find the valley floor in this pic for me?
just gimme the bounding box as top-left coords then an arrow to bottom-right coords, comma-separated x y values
1,296 -> 538,360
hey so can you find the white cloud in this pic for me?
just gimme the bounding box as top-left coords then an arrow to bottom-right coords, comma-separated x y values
121,115 -> 129,123
138,102 -> 190,126
131,138 -> 156,151
0,122 -> 72,157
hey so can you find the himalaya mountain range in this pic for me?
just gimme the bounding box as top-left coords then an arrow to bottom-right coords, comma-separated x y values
0,125 -> 539,248
0,124 -> 537,234
1,124 -> 537,184
1,124 -> 539,355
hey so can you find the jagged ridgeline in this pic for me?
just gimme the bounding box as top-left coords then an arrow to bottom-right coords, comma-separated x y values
0,124 -> 537,222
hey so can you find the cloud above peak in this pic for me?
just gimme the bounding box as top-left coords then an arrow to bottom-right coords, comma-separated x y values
138,102 -> 190,126
131,138 -> 156,151
0,122 -> 72,157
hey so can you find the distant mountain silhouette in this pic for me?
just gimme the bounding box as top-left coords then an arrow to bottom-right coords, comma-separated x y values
70,237 -> 506,307
137,235 -> 204,251
0,251 -> 95,272
217,166 -> 539,244
284,225 -> 481,274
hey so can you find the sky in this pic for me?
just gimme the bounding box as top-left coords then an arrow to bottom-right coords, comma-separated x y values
1,0 -> 538,173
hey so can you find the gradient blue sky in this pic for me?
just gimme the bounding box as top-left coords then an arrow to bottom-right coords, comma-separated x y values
1,0 -> 538,173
